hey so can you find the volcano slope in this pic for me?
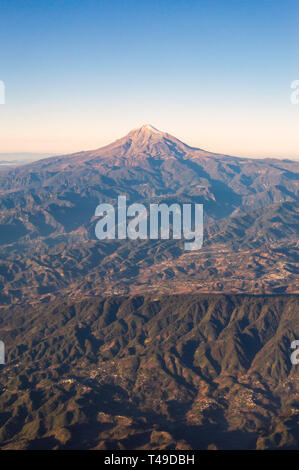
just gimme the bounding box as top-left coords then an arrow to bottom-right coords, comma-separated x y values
0,294 -> 298,450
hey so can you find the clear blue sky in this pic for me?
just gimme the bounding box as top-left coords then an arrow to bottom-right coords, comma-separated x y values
0,0 -> 298,158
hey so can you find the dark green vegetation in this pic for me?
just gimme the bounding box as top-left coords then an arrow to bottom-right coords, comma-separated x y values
0,294 -> 298,450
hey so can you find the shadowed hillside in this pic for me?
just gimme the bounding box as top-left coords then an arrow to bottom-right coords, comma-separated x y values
0,294 -> 298,450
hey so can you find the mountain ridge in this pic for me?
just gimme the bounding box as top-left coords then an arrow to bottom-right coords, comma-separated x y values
0,125 -> 298,213
0,293 -> 298,449
0,125 -> 298,305
0,126 -> 298,450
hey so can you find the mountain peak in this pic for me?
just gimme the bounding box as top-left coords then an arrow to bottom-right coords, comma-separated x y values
138,124 -> 162,133
129,124 -> 164,138
81,124 -> 211,163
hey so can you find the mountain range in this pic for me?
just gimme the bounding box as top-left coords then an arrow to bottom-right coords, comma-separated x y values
0,294 -> 298,449
0,124 -> 298,305
0,125 -> 298,450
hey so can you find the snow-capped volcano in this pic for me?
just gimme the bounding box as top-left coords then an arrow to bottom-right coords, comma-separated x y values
55,123 -> 215,166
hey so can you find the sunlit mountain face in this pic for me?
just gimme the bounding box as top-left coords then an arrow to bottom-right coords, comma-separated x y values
0,126 -> 298,450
